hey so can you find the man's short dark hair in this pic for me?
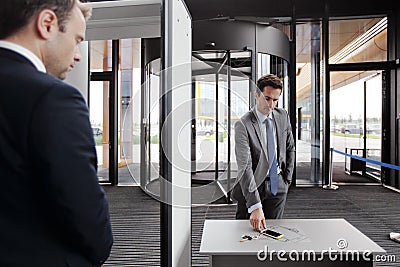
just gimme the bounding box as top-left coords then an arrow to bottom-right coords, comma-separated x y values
0,0 -> 79,39
256,74 -> 283,93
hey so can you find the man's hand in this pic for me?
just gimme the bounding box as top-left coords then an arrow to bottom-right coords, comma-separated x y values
249,208 -> 266,232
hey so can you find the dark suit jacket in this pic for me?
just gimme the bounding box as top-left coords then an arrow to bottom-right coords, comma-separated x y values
233,108 -> 295,208
0,48 -> 113,267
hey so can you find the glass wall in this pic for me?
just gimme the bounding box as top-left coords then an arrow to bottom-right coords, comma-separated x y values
295,21 -> 323,185
142,51 -> 253,198
88,17 -> 388,188
119,38 -> 142,185
217,63 -> 229,185
328,17 -> 386,183
89,40 -> 112,183
329,17 -> 387,64
191,51 -> 254,203
89,80 -> 110,182
192,51 -> 251,181
230,75 -> 251,183
129,57 -> 161,195
365,74 -> 382,178
90,40 -> 112,72
89,39 -> 142,185
146,59 -> 161,189
257,53 -> 289,109
195,79 -> 217,172
294,16 -> 387,185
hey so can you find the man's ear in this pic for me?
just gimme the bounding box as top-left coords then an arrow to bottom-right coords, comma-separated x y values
36,9 -> 58,40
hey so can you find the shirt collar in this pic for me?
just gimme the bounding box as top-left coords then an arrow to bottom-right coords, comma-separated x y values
254,107 -> 273,123
0,41 -> 46,73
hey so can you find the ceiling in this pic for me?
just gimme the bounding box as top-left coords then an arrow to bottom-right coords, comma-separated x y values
89,0 -> 397,21
183,0 -> 395,21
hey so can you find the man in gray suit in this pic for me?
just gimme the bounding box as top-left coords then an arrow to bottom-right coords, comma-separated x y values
233,74 -> 295,231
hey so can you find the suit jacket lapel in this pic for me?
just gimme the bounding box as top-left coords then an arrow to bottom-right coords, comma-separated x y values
250,110 -> 269,160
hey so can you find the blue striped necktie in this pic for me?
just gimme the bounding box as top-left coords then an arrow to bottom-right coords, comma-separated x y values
266,118 -> 278,195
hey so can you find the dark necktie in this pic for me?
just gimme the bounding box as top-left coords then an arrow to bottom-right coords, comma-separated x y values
266,118 -> 278,195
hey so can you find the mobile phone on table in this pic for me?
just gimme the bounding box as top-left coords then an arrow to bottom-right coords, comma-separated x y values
261,229 -> 284,240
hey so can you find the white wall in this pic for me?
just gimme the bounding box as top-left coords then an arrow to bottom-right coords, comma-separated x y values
64,42 -> 89,103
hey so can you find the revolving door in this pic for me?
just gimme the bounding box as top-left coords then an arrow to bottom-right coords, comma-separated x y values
141,21 -> 290,204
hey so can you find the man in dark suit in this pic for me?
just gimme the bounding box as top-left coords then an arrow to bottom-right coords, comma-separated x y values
233,74 -> 295,231
0,1 -> 113,266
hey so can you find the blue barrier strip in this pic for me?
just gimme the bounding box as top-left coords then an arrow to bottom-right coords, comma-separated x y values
332,149 -> 400,171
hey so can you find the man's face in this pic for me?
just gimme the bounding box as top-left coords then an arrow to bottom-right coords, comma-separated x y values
255,86 -> 281,116
44,5 -> 86,80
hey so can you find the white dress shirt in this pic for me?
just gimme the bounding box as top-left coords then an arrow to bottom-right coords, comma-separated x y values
248,107 -> 281,214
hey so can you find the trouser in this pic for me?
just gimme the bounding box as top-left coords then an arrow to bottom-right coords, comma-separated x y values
235,174 -> 288,219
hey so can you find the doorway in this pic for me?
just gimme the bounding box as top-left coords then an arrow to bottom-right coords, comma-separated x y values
89,39 -> 118,185
330,70 -> 383,183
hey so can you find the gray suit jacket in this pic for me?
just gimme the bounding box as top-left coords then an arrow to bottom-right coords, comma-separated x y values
233,108 -> 295,208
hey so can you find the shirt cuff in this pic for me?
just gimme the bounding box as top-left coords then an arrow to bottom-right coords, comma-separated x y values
248,202 -> 262,214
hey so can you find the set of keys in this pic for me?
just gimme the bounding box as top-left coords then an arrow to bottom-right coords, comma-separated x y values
240,234 -> 259,242
240,228 -> 285,242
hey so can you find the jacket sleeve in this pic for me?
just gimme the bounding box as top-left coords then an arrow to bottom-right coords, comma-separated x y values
29,81 -> 113,266
234,119 -> 261,208
283,111 -> 295,184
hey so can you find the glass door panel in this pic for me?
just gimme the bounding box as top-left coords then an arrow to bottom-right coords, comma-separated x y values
330,71 -> 364,180
230,75 -> 250,191
142,65 -> 150,189
195,79 -> 217,172
192,51 -> 252,201
89,81 -> 110,183
193,51 -> 227,174
119,38 -> 141,185
141,58 -> 161,197
149,62 -> 160,184
257,53 -> 289,109
217,64 -> 229,188
365,72 -> 382,179
330,70 -> 381,182
295,21 -> 323,185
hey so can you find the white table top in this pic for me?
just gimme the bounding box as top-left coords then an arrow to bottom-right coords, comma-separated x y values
199,219 -> 386,255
